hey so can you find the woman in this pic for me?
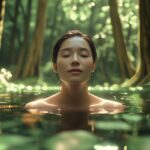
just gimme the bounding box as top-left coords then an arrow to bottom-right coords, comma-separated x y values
25,30 -> 125,115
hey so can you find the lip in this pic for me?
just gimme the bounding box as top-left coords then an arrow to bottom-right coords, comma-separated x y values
68,69 -> 82,73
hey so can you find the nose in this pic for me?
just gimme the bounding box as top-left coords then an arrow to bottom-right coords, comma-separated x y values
71,53 -> 80,66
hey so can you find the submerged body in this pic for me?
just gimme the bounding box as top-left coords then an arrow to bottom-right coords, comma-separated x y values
25,91 -> 125,115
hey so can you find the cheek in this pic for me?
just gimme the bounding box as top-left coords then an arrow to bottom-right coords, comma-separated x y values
83,60 -> 94,71
56,59 -> 68,73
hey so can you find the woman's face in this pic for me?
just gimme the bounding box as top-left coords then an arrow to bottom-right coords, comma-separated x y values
53,36 -> 96,84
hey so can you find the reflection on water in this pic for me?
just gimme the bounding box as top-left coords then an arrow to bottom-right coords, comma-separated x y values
94,145 -> 119,150
0,90 -> 150,150
0,104 -> 21,109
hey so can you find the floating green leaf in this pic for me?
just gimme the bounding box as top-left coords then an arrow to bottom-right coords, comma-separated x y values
45,130 -> 98,150
95,120 -> 132,131
0,135 -> 33,150
122,114 -> 142,123
127,136 -> 150,150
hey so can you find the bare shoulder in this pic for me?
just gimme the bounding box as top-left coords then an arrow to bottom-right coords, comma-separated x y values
24,93 -> 60,112
89,93 -> 124,106
89,93 -> 125,114
24,98 -> 46,109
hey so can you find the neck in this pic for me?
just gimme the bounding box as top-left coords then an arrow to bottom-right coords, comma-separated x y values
58,82 -> 90,130
59,81 -> 90,109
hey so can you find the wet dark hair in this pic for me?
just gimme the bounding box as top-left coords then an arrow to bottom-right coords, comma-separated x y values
52,30 -> 97,64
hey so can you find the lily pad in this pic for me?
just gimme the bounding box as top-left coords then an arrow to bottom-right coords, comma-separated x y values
95,120 -> 132,131
0,135 -> 33,150
127,136 -> 150,150
122,114 -> 142,123
45,130 -> 98,150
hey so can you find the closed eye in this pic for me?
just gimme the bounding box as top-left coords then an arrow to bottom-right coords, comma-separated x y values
80,52 -> 89,57
62,54 -> 70,57
81,54 -> 89,57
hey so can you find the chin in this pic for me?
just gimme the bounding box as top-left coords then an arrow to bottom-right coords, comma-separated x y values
61,77 -> 89,84
67,79 -> 89,85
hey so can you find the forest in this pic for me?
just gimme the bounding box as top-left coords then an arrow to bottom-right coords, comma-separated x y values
0,1 -> 150,150
0,0 -> 150,92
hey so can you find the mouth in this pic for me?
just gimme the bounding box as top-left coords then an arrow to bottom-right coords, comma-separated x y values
68,69 -> 82,74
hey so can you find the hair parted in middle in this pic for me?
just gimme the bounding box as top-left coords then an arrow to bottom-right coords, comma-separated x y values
52,30 -> 97,64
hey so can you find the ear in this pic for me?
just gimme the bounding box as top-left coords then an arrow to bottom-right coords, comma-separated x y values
53,63 -> 57,73
92,63 -> 96,72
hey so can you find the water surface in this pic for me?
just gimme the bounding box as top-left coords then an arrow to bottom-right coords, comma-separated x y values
0,88 -> 150,150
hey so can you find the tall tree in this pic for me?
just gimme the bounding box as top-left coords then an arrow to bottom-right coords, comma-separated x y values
108,0 -> 135,81
124,0 -> 150,86
15,0 -> 32,78
8,0 -> 21,64
0,0 -> 6,48
20,0 -> 48,78
88,1 -> 96,36
45,0 -> 61,62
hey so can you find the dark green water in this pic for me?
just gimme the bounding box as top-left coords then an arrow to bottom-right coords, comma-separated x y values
0,87 -> 150,150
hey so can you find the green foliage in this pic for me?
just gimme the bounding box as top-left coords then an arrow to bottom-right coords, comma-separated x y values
0,0 -> 139,84
0,68 -> 13,93
0,67 -> 148,95
118,0 -> 139,65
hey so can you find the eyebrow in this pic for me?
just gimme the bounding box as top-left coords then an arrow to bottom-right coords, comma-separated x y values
79,48 -> 90,52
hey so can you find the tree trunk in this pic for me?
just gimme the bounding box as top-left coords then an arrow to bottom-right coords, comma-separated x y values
88,2 -> 96,36
109,0 -> 135,81
124,0 -> 150,86
8,0 -> 20,64
15,0 -> 32,78
21,0 -> 48,78
0,0 -> 6,48
45,0 -> 61,62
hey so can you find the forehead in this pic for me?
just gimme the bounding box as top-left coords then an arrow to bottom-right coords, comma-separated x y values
59,36 -> 91,51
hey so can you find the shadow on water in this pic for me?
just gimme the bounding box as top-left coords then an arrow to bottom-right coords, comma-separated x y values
0,87 -> 150,150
